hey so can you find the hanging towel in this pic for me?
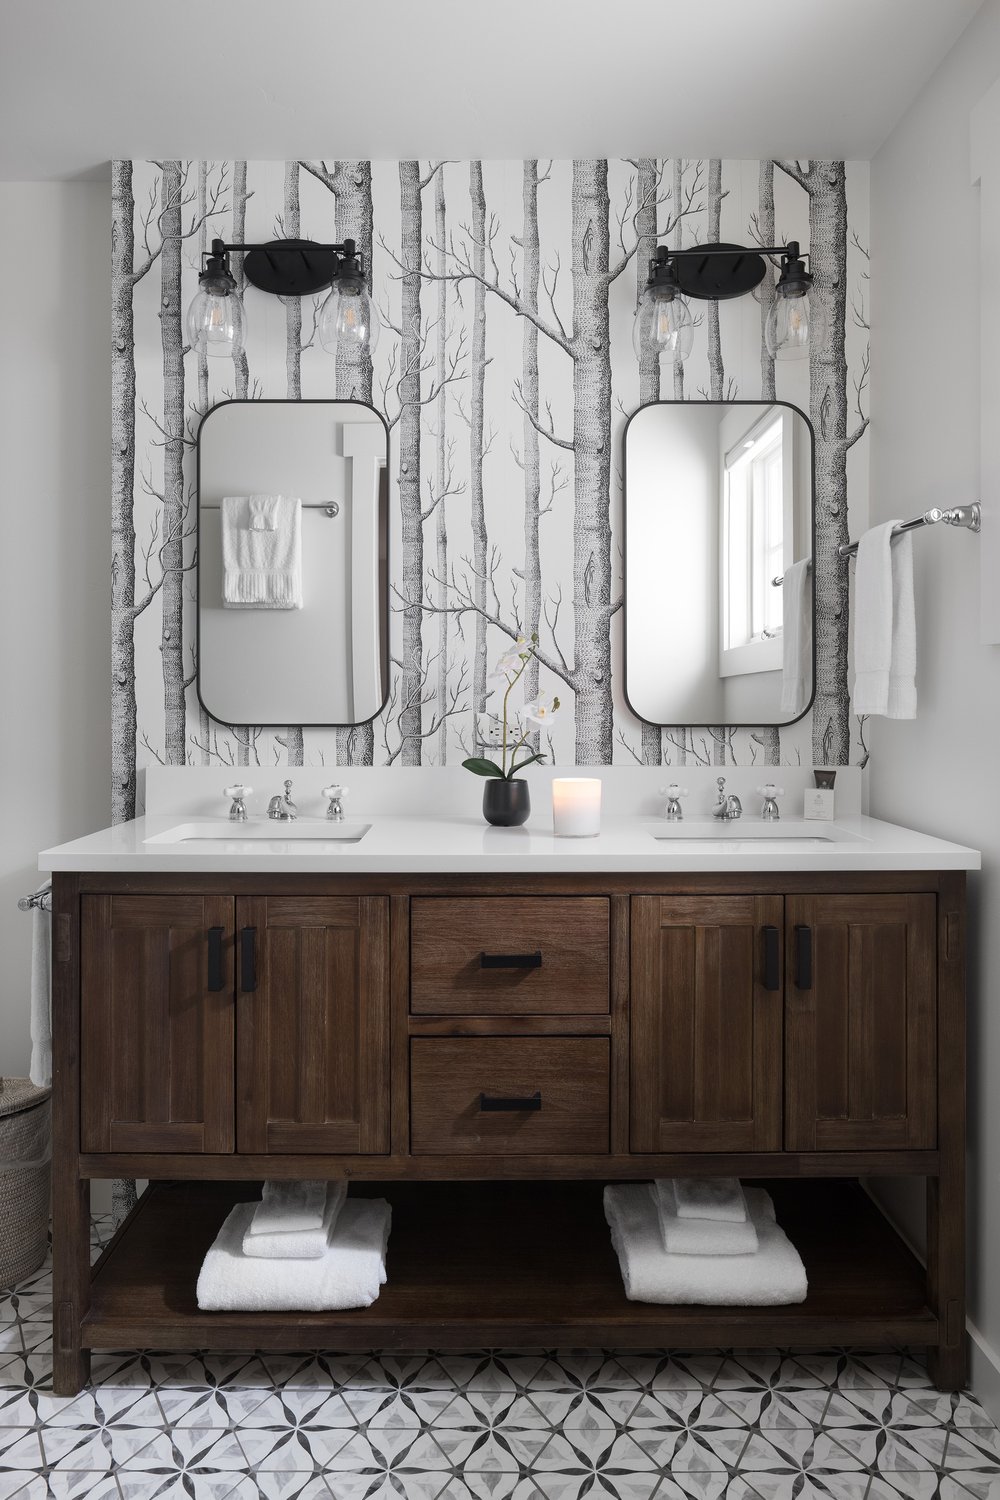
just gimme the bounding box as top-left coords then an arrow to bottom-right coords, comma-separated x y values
243,1182 -> 347,1260
29,884 -> 52,1089
852,521 -> 917,719
248,1179 -> 329,1235
672,1176 -> 748,1223
604,1184 -> 807,1306
654,1179 -> 761,1256
197,1197 -> 391,1312
780,560 -> 812,714
221,494 -> 302,609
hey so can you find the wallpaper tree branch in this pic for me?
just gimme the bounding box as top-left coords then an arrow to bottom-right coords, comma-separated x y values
114,159 -> 870,814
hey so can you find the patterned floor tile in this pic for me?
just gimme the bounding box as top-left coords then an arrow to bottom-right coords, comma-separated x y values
224,1478 -> 332,1500
942,1428 -> 1000,1470
40,1423 -> 163,1471
119,1477 -> 248,1500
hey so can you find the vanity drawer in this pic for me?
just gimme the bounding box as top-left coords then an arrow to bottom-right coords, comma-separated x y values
410,897 -> 610,1014
410,1037 -> 610,1154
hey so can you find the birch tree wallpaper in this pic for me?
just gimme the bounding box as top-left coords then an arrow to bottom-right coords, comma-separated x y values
112,159 -> 870,822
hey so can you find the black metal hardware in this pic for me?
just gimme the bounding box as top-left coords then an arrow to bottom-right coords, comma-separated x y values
762,926 -> 780,992
794,924 -> 813,990
479,1092 -> 542,1112
240,927 -> 257,993
202,236 -> 366,298
642,240 -> 810,302
479,951 -> 543,970
207,927 -> 224,992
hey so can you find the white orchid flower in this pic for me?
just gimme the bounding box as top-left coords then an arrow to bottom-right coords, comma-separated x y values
523,693 -> 561,726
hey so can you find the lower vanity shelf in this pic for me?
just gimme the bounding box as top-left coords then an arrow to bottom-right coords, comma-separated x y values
83,1178 -> 936,1353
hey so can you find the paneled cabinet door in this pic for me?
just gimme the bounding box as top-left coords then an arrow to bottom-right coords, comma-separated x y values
236,895 -> 390,1153
80,894 -> 235,1153
784,894 -> 937,1150
630,895 -> 783,1152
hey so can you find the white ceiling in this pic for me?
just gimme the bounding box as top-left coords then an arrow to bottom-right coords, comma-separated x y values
0,0 -> 986,179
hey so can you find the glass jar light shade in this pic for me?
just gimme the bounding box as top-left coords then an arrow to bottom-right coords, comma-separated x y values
632,285 -> 694,363
765,287 -> 822,361
186,286 -> 246,359
319,280 -> 380,356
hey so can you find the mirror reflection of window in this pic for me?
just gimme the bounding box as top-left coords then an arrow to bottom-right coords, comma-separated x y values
720,410 -> 792,678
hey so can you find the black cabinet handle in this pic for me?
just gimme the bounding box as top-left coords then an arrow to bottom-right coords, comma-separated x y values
479,1091 -> 542,1112
240,927 -> 257,993
479,951 -> 542,970
762,925 -> 780,991
207,927 -> 225,992
794,924 -> 813,990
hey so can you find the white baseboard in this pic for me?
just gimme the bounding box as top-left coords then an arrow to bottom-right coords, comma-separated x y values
969,1321 -> 1000,1427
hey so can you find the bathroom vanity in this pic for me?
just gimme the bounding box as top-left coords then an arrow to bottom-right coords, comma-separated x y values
41,770 -> 978,1396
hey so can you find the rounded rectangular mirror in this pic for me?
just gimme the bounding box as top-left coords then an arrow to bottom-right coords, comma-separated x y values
624,400 -> 815,728
196,399 -> 388,728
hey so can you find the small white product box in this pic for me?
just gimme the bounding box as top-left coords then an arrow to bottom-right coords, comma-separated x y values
804,788 -> 836,821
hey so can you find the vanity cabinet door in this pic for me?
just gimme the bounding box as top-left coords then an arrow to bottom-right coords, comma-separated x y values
236,895 -> 390,1153
630,895 -> 783,1152
80,894 -> 235,1153
783,894 -> 936,1150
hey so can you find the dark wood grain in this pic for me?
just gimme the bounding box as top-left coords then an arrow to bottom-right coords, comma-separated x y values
927,872 -> 967,1390
784,894 -> 937,1152
630,895 -> 783,1152
410,897 -> 610,1014
410,1037 -> 610,1154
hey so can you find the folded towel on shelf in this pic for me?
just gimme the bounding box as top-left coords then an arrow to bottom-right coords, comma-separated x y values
29,884 -> 52,1089
779,559 -> 812,715
197,1197 -> 391,1312
221,493 -> 302,609
851,520 -> 916,719
671,1176 -> 748,1223
247,1179 -> 329,1235
242,1181 -> 347,1260
604,1184 -> 807,1306
653,1179 -> 762,1256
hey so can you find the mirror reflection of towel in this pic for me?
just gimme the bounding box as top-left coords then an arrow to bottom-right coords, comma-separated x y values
780,559 -> 811,714
221,494 -> 303,609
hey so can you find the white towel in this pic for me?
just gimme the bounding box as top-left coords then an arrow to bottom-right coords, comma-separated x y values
852,521 -> 916,719
672,1176 -> 748,1222
29,886 -> 52,1089
249,1179 -> 329,1234
221,494 -> 302,609
604,1184 -> 807,1306
197,1197 -> 390,1312
780,560 -> 812,714
243,1182 -> 347,1259
654,1179 -> 761,1256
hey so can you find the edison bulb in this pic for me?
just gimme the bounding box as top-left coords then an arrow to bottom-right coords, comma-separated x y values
185,288 -> 246,358
319,282 -> 380,355
765,289 -> 821,361
632,286 -> 694,363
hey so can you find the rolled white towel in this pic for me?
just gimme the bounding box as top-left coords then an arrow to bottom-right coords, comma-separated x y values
604,1184 -> 807,1306
29,887 -> 53,1089
672,1176 -> 748,1223
197,1197 -> 391,1312
249,1180 -> 328,1235
654,1179 -> 762,1256
243,1181 -> 347,1259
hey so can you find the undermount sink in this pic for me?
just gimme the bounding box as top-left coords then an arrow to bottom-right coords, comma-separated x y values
647,819 -> 864,847
144,820 -> 371,845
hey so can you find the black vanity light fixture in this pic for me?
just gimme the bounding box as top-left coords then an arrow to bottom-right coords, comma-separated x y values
633,240 -> 819,364
185,237 -> 380,359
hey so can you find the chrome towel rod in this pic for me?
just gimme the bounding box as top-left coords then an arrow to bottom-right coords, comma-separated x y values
772,560 -> 813,588
200,501 -> 340,517
18,887 -> 51,913
772,502 -> 981,586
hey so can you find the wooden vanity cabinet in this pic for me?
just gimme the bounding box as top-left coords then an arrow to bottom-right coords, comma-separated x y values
53,869 -> 967,1399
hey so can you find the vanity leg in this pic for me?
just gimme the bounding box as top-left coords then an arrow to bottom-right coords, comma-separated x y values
52,1177 -> 91,1396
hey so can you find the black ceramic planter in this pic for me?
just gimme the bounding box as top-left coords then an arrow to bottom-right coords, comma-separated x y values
482,778 -> 530,827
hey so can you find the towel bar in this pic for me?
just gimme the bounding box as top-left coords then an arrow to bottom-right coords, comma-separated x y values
772,502 -> 981,586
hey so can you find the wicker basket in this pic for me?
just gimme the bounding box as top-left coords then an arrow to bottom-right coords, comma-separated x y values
0,1078 -> 51,1287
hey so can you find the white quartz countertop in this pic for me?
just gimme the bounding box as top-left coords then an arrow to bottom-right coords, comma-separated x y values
39,812 -> 981,875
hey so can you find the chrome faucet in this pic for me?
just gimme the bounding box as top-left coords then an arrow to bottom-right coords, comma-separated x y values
712,776 -> 742,821
267,779 -> 297,821
323,784 -> 349,822
758,784 -> 784,821
224,784 -> 252,822
660,783 -> 688,822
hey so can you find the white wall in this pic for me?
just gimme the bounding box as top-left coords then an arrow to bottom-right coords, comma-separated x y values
0,183 -> 110,1075
869,0 -> 1000,1412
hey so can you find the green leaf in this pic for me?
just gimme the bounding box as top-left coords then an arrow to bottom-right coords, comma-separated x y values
507,752 -> 546,777
462,757 -> 506,778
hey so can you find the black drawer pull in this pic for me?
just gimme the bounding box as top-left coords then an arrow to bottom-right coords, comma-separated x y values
479,1092 -> 542,1112
207,927 -> 225,992
794,924 -> 813,990
240,927 -> 257,993
479,951 -> 542,970
762,925 -> 780,992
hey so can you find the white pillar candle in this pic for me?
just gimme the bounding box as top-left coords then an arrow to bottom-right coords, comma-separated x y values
551,777 -> 602,837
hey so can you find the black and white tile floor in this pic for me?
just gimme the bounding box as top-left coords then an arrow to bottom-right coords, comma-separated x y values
0,1217 -> 998,1500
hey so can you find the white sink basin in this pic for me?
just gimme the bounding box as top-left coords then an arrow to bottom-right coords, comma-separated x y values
144,820 -> 371,845
647,819 -> 865,846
